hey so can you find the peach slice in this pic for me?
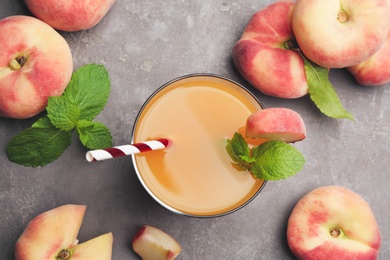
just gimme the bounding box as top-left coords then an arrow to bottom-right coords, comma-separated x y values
238,126 -> 267,147
70,233 -> 113,259
132,225 -> 182,260
287,186 -> 381,260
14,204 -> 113,260
245,108 -> 306,143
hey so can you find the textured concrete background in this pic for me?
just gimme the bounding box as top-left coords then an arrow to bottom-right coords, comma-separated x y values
1,0 -> 389,259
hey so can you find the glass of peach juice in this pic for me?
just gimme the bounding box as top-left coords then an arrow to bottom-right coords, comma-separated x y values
131,74 -> 266,217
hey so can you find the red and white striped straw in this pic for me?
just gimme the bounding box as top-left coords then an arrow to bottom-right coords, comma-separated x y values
86,138 -> 171,162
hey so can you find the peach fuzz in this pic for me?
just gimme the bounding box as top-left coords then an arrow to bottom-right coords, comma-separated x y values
347,31 -> 390,86
292,0 -> 390,68
246,108 -> 306,143
232,1 -> 308,99
24,0 -> 116,32
287,186 -> 381,260
14,204 -> 113,260
0,15 -> 73,119
15,204 -> 86,259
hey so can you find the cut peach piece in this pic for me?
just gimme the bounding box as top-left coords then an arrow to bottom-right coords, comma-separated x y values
132,225 -> 181,260
246,108 -> 306,143
237,126 -> 267,147
15,204 -> 86,259
71,233 -> 113,260
14,204 -> 113,260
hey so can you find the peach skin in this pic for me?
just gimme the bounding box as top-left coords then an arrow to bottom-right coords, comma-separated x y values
233,1 -> 308,99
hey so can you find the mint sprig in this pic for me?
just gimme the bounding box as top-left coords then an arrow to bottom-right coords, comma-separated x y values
6,64 -> 112,167
226,132 -> 305,180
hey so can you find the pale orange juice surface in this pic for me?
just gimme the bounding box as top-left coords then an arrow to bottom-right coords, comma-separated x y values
132,75 -> 265,217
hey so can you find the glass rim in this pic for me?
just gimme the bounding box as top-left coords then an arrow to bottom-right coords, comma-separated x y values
130,73 -> 267,218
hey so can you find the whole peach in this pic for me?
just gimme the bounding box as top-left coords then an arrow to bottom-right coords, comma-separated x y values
292,0 -> 390,68
347,31 -> 390,86
233,2 -> 308,99
287,186 -> 381,260
24,0 -> 116,32
0,15 -> 73,119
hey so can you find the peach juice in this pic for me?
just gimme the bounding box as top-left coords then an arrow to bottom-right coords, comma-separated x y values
132,74 -> 266,217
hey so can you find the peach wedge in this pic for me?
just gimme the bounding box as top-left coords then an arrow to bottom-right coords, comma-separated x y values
245,108 -> 306,143
132,225 -> 182,260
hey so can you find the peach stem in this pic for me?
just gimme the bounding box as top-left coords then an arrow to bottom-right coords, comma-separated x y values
337,11 -> 349,23
9,55 -> 27,70
56,249 -> 72,260
283,40 -> 300,52
329,226 -> 341,238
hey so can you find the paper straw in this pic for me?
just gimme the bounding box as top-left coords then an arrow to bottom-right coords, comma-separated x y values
86,138 -> 171,162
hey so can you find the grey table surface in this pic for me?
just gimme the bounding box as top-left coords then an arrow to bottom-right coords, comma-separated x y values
1,0 -> 389,259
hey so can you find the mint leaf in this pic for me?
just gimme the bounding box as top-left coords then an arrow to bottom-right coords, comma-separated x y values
76,119 -> 112,149
226,132 -> 251,169
6,118 -> 72,167
63,64 -> 110,121
32,116 -> 55,128
251,141 -> 305,180
302,57 -> 354,120
239,155 -> 257,164
225,133 -> 305,180
47,96 -> 80,131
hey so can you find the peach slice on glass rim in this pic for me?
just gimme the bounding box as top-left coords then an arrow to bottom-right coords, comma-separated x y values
245,108 -> 306,143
